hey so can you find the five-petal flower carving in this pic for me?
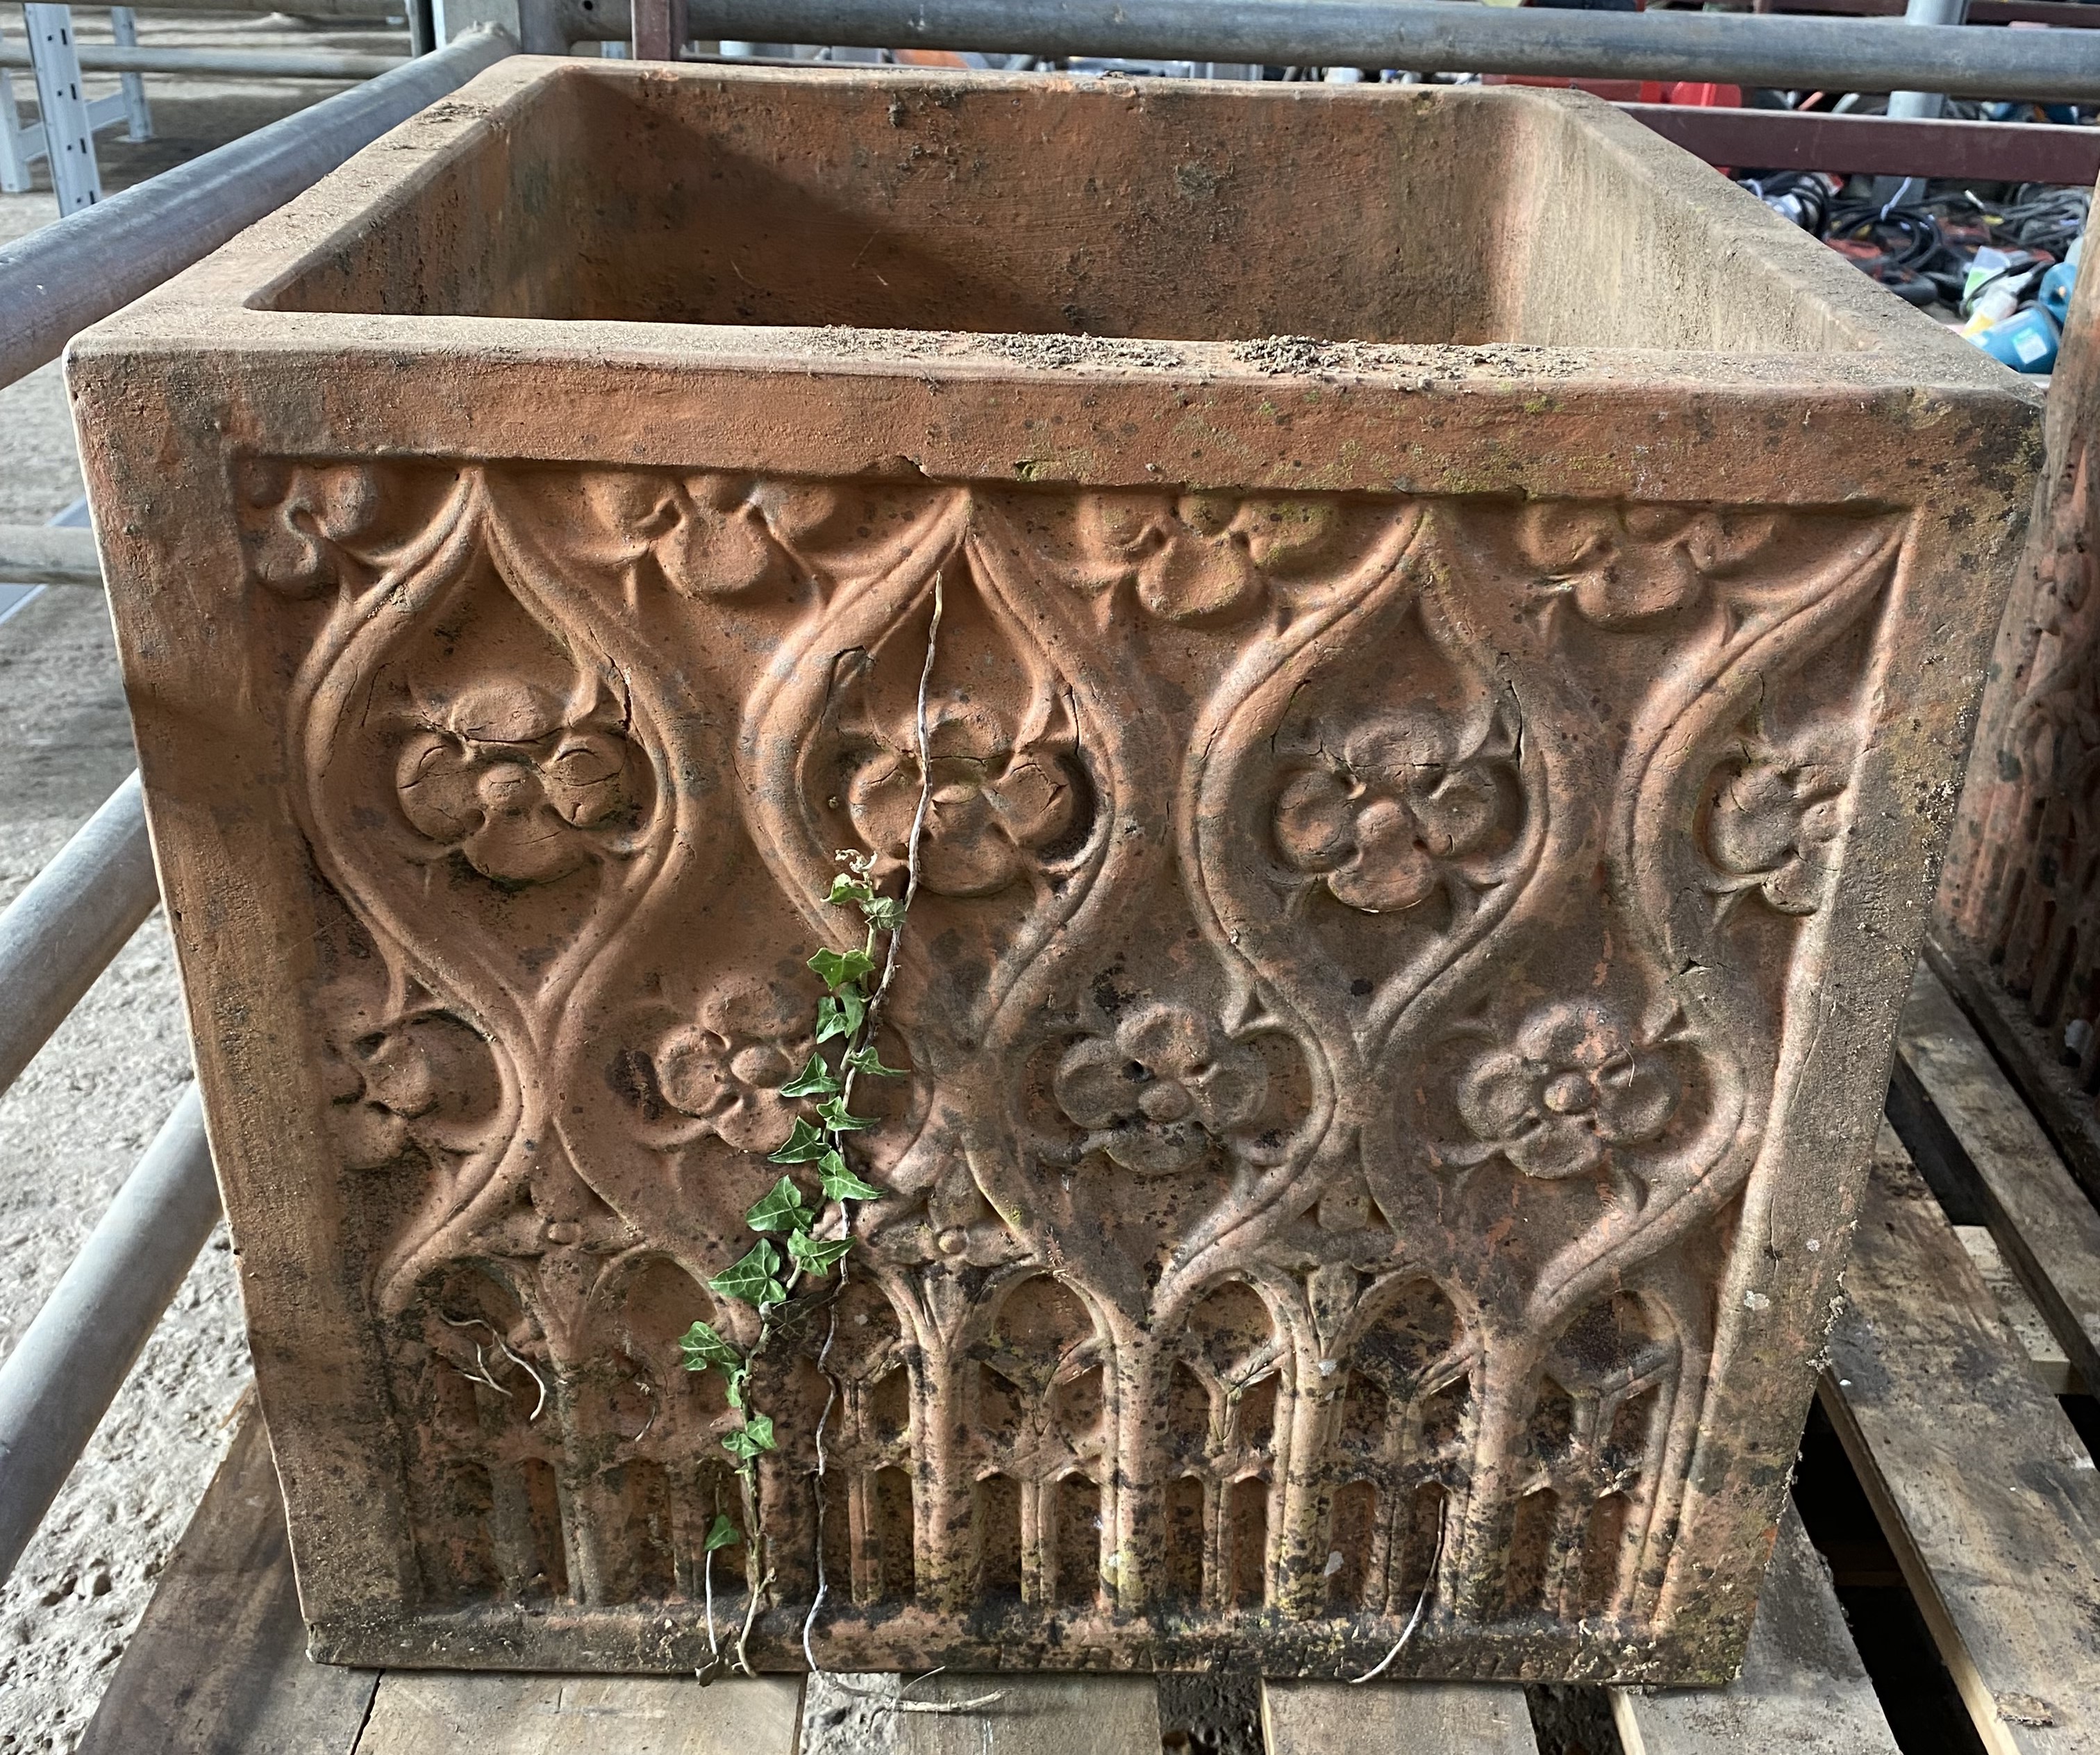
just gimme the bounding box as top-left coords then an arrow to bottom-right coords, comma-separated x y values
1707,728 -> 1854,915
395,680 -> 644,887
1274,706 -> 1515,913
655,977 -> 815,1154
847,699 -> 1081,897
1053,1002 -> 1268,1176
1076,492 -> 1342,622
1517,504 -> 1778,628
1456,1001 -> 1678,1181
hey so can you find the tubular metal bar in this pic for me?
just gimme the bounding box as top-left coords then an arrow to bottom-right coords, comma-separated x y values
0,775 -> 158,1102
0,43 -> 407,76
0,1087 -> 220,1588
681,0 -> 2100,98
0,25 -> 512,391
0,524 -> 101,587
116,0 -> 401,13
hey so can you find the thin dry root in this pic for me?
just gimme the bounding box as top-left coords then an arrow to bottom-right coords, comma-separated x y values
1346,1498 -> 1447,1685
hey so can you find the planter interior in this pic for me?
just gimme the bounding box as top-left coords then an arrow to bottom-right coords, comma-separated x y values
67,59 -> 2040,1684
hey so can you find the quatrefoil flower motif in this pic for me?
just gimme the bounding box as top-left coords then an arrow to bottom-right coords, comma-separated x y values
395,680 -> 643,887
1517,504 -> 1777,628
847,700 -> 1079,898
319,990 -> 497,1170
1707,728 -> 1854,916
1078,493 -> 1341,622
654,977 -> 814,1154
1457,1001 -> 1678,1181
1053,1001 -> 1268,1176
1274,706 -> 1514,913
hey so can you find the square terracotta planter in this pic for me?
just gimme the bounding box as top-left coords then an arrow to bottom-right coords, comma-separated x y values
69,59 -> 2039,1683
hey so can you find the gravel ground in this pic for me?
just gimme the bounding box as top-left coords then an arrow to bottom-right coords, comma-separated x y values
0,17 -> 403,1746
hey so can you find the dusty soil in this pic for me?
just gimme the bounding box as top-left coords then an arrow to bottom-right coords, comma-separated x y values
0,17 -> 403,1747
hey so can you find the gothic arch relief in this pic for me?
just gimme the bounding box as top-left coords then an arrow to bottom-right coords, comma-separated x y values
190,458 -> 1938,1675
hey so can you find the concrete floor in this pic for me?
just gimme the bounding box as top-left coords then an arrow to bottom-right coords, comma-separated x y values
0,17 -> 405,1747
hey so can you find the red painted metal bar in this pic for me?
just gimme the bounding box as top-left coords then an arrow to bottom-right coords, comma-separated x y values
1621,101 -> 2100,181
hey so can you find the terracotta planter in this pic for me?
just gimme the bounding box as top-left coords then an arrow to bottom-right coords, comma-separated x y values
1938,242 -> 2100,1189
69,59 -> 2038,1683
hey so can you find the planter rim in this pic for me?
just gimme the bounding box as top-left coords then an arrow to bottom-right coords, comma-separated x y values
73,57 -> 2031,411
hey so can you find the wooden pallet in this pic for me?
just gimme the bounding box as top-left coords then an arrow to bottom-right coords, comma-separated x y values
76,964 -> 2100,1755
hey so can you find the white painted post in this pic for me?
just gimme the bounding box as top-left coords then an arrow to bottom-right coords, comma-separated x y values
22,4 -> 102,212
108,8 -> 153,141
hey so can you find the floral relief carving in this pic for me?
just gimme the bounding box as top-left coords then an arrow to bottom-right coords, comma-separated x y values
1705,726 -> 1855,915
1455,1001 -> 1680,1181
844,698 -> 1083,897
235,458 -> 460,597
570,469 -> 838,598
653,976 -> 815,1154
1074,492 -> 1345,622
1051,1001 -> 1269,1176
318,985 -> 500,1171
1517,502 -> 1778,627
394,679 -> 649,886
211,456 -> 1912,1677
1272,704 -> 1518,913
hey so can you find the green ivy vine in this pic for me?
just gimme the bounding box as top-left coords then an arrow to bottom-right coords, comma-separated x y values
679,583 -> 944,1680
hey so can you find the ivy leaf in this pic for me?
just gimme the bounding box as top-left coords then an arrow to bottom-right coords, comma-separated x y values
708,1240 -> 784,1306
815,1094 -> 877,1133
819,1149 -> 883,1203
815,988 -> 866,1044
778,1053 -> 842,1099
826,874 -> 875,908
678,1320 -> 741,1375
724,1365 -> 749,1410
788,1229 -> 853,1277
846,1044 -> 910,1079
704,1513 -> 742,1552
808,946 -> 876,992
860,895 -> 906,931
768,1117 -> 831,1163
744,1174 -> 815,1236
721,1413 -> 778,1460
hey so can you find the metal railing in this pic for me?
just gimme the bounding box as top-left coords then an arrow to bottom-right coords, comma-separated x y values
0,26 -> 511,387
0,26 -> 517,1589
0,42 -> 410,76
686,0 -> 2100,98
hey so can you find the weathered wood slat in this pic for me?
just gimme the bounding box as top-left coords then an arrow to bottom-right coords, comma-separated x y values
797,1672 -> 1160,1754
1261,1680 -> 1540,1754
1897,963 -> 2100,1390
1956,1225 -> 2080,1395
353,1672 -> 802,1753
76,1408 -> 379,1755
1610,1504 -> 1898,1755
1824,1124 -> 2100,1755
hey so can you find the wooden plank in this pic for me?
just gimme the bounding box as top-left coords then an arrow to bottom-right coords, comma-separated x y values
1618,104 -> 2100,185
799,1672 -> 1160,1754
1262,1680 -> 1540,1754
1927,934 -> 2100,1215
1610,1505 -> 1899,1755
354,1672 -> 801,1754
1897,962 -> 2100,1393
1823,1124 -> 2100,1755
1956,1226 -> 2081,1395
76,1408 -> 379,1755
